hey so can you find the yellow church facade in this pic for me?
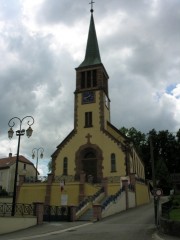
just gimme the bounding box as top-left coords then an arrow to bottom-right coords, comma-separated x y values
18,8 -> 149,216
51,11 -> 145,186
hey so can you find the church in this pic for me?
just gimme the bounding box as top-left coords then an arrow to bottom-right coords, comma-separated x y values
18,5 -> 149,214
50,6 -> 147,199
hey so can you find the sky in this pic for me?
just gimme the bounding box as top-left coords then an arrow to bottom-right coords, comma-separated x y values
0,0 -> 180,175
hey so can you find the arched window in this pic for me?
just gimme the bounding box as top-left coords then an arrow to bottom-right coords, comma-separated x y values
111,153 -> 116,172
63,157 -> 68,176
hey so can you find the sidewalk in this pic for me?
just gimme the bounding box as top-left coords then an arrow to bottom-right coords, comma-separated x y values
0,221 -> 93,240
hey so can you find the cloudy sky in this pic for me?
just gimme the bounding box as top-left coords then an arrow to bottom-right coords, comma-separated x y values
0,0 -> 180,175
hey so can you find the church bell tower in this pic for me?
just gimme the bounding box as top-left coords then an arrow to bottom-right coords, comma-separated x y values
74,5 -> 110,132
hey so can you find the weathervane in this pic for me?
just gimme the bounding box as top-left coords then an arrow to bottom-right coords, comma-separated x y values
89,0 -> 95,13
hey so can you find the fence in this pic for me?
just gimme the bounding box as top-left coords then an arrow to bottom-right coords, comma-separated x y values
0,202 -> 71,222
43,205 -> 69,222
0,203 -> 34,217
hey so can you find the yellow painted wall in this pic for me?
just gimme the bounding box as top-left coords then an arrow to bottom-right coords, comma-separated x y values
135,183 -> 150,206
108,183 -> 121,195
50,183 -> 80,206
55,131 -> 126,178
76,91 -> 111,130
84,183 -> 99,196
18,182 -> 84,206
77,91 -> 101,130
54,91 -> 127,177
18,183 -> 46,204
104,94 -> 110,128
18,181 -> 150,210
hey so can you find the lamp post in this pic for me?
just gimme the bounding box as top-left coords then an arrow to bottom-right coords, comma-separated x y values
32,147 -> 44,181
8,116 -> 34,216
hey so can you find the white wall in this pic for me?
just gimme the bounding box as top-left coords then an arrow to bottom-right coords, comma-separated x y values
101,191 -> 136,218
102,192 -> 126,218
0,217 -> 37,235
128,191 -> 136,208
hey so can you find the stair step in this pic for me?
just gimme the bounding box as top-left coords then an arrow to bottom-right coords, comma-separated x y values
78,208 -> 93,221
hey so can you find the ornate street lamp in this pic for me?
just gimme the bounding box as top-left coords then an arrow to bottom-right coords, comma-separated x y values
32,147 -> 44,181
8,116 -> 34,216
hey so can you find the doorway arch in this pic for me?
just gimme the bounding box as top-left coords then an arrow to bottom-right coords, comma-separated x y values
75,144 -> 103,183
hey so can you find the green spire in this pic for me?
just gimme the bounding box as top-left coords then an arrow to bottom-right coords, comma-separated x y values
79,12 -> 102,68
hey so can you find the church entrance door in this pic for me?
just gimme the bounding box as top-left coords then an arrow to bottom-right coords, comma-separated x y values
82,150 -> 97,183
75,145 -> 103,183
82,159 -> 97,183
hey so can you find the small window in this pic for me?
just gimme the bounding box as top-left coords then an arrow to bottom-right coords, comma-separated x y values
63,157 -> 68,176
23,164 -> 26,170
85,112 -> 93,128
111,153 -> 116,172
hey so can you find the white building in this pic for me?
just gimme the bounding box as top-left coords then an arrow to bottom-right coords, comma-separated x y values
0,153 -> 37,195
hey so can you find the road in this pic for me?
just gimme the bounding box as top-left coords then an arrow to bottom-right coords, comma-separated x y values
3,200 -> 157,240
53,202 -> 156,240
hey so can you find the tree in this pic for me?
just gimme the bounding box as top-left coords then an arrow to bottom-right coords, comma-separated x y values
119,126 -> 146,156
48,160 -> 52,173
119,126 -> 180,190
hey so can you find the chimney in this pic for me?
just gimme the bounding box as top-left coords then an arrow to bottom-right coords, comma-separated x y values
9,153 -> 12,158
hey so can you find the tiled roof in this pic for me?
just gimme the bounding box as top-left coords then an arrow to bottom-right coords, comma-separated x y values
0,155 -> 34,169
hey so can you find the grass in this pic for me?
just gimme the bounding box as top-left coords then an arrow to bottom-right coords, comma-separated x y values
169,208 -> 180,221
169,194 -> 180,221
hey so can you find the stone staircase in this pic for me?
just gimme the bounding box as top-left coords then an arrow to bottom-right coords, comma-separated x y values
76,185 -> 105,221
78,207 -> 93,221
76,187 -> 127,221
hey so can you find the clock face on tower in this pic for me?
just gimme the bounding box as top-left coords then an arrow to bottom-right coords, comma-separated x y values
82,91 -> 95,104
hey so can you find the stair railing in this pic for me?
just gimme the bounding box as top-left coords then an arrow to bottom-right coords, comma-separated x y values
76,187 -> 104,215
102,187 -> 125,210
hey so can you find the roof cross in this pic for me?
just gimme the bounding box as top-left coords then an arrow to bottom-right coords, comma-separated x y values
85,133 -> 92,143
89,0 -> 95,13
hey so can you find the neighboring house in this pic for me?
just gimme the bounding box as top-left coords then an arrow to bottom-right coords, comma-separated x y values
0,153 -> 37,195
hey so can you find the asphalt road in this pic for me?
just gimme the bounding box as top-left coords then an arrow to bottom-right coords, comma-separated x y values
2,201 -> 157,240
52,202 -> 156,240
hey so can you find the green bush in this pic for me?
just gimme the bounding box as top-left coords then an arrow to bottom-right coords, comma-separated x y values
169,209 -> 180,221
